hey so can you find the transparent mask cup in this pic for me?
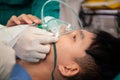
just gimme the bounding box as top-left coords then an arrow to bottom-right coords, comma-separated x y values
38,16 -> 77,37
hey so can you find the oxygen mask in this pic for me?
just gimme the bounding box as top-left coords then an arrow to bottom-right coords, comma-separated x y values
38,0 -> 83,38
38,16 -> 76,37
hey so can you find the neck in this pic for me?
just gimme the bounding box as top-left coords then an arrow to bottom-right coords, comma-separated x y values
18,45 -> 55,80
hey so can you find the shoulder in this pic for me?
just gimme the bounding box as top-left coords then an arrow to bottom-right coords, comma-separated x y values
10,64 -> 32,80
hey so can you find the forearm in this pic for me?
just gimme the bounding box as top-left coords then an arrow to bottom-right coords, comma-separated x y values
0,42 -> 16,80
0,24 -> 27,47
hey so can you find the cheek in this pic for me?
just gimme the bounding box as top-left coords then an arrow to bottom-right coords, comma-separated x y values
57,40 -> 73,54
56,38 -> 72,54
56,39 -> 75,64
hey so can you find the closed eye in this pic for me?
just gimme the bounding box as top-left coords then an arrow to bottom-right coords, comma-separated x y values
73,35 -> 76,41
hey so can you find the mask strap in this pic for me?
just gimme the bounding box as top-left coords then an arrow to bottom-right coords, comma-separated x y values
51,43 -> 57,80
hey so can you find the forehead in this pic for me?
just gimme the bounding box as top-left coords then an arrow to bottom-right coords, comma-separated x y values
59,29 -> 95,40
81,30 -> 95,37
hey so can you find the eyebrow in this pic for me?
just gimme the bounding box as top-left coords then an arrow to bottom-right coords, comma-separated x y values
80,30 -> 85,39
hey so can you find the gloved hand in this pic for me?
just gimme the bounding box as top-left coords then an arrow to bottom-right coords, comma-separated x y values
13,26 -> 58,62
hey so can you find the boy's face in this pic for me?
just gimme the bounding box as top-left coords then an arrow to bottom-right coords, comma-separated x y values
56,30 -> 95,65
17,29 -> 96,79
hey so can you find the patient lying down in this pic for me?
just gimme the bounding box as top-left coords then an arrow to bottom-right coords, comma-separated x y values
10,29 -> 120,80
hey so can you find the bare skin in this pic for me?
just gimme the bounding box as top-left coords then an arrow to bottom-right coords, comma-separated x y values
18,30 -> 95,80
6,14 -> 41,27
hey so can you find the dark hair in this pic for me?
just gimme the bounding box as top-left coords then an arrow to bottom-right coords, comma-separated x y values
66,30 -> 120,80
86,30 -> 120,80
68,54 -> 101,80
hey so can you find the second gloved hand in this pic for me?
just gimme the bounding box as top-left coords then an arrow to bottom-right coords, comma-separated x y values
13,26 -> 58,62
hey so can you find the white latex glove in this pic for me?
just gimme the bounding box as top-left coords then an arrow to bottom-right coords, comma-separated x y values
0,42 -> 15,80
13,26 -> 58,62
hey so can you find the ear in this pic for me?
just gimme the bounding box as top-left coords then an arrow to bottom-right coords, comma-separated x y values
58,63 -> 80,77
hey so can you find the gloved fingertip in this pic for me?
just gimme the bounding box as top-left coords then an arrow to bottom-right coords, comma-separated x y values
47,32 -> 54,36
55,37 -> 59,41
34,59 -> 40,62
52,37 -> 59,42
40,54 -> 46,59
24,58 -> 40,63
